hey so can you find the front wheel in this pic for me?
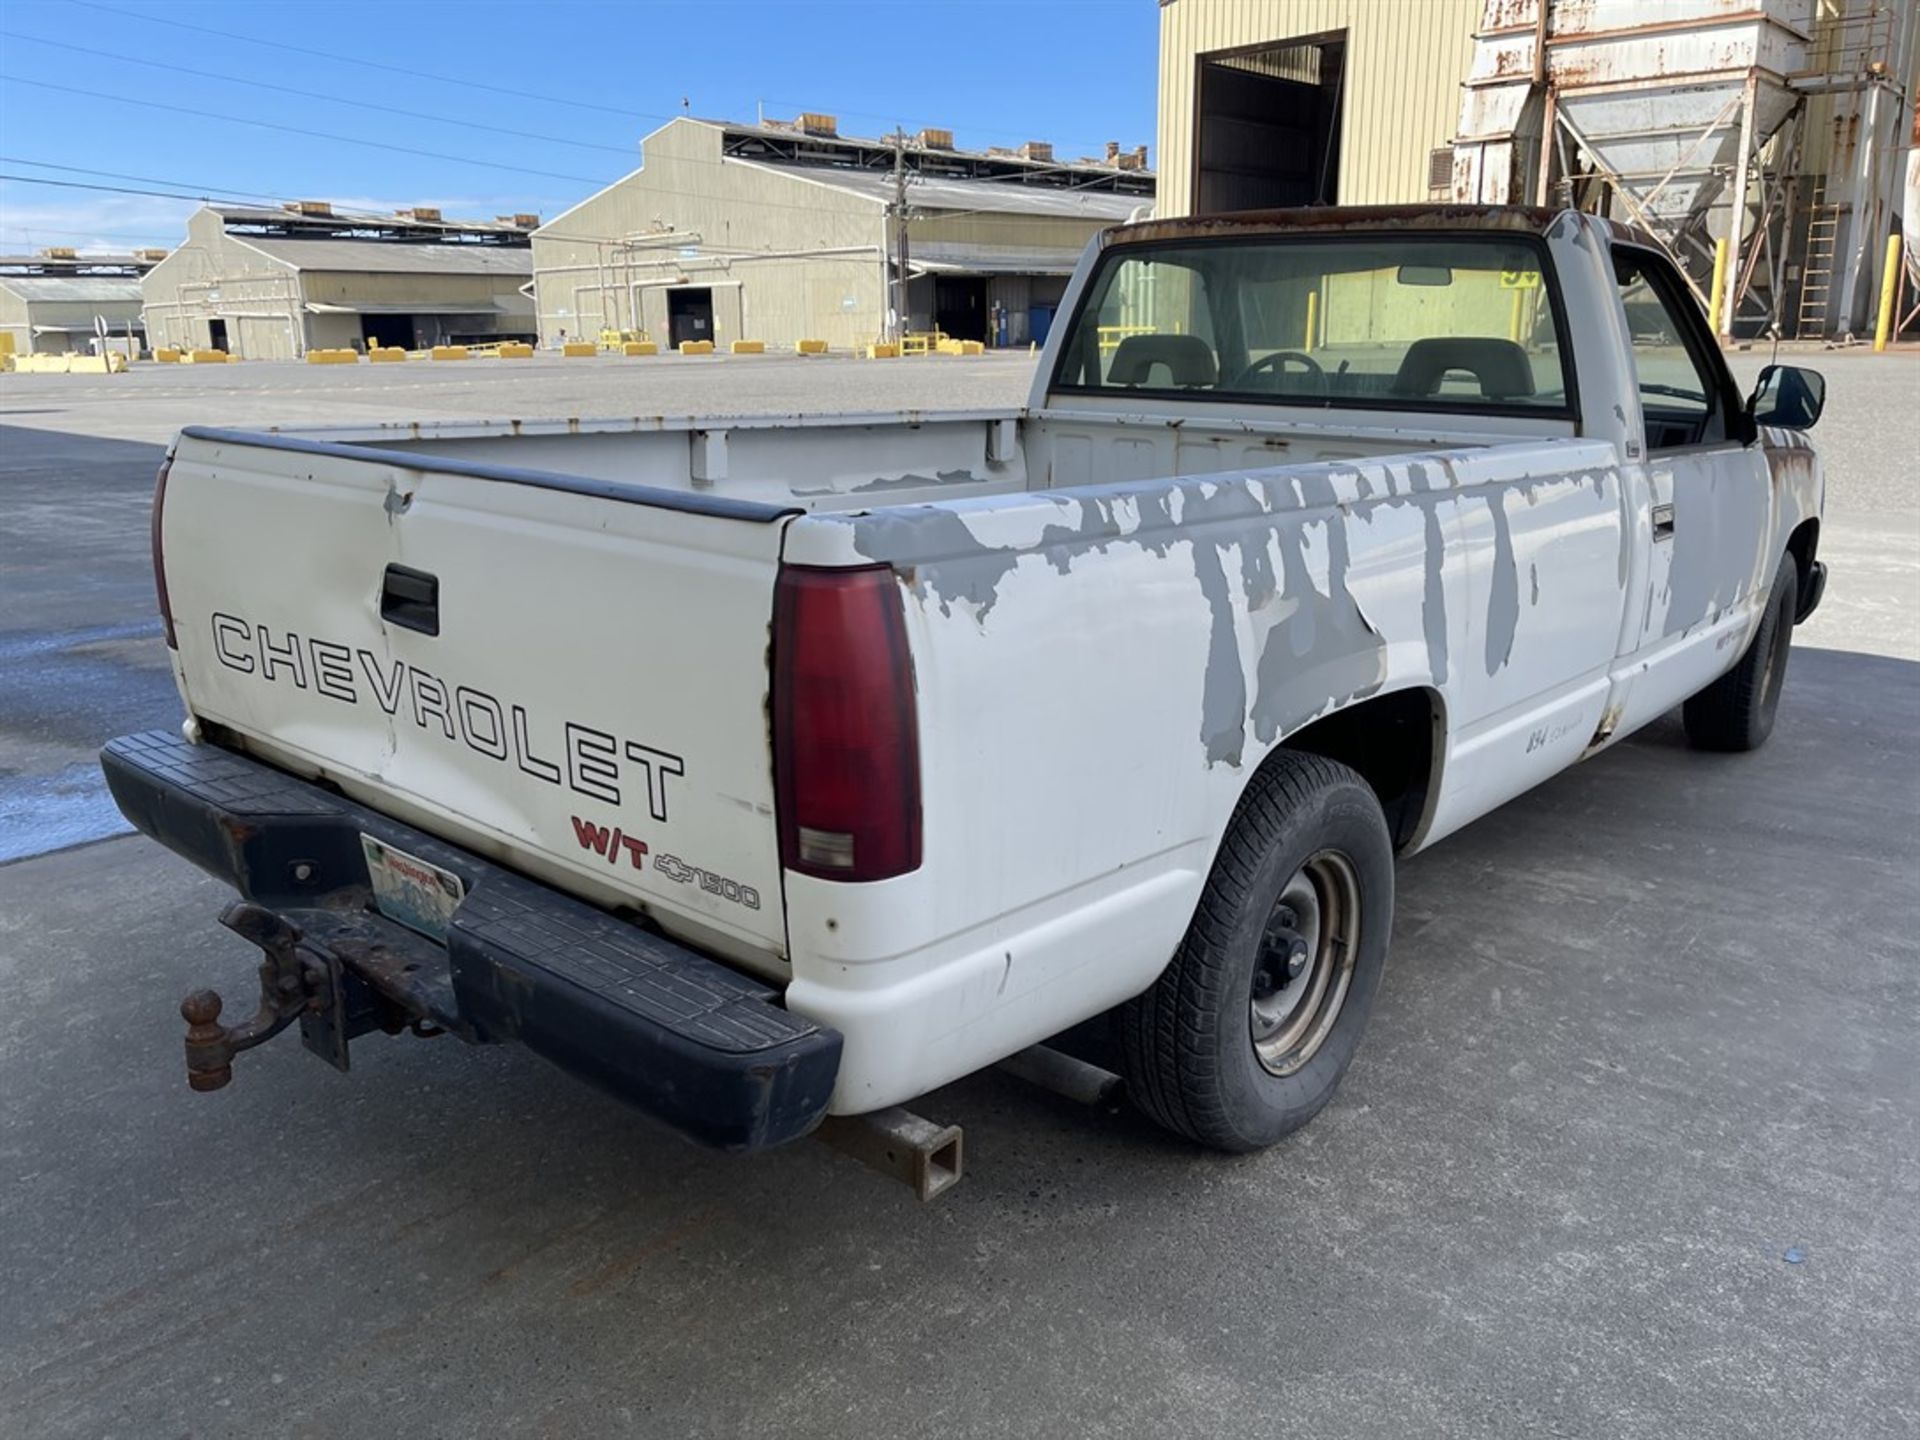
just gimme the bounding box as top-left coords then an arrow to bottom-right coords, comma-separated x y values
1120,751 -> 1394,1152
1683,552 -> 1798,753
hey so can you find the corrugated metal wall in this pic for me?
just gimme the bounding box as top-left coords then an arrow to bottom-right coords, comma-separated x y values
140,211 -> 306,358
532,120 -> 889,349
1157,0 -> 1482,216
141,209 -> 537,357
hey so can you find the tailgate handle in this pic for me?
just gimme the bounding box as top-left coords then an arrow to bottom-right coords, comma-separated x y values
380,564 -> 440,636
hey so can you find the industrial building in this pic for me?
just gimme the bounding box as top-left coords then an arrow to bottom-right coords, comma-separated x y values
1157,0 -> 1918,340
140,203 -> 537,359
0,248 -> 165,356
531,114 -> 1154,350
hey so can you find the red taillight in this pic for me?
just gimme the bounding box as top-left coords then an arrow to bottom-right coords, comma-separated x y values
151,457 -> 178,648
773,564 -> 921,882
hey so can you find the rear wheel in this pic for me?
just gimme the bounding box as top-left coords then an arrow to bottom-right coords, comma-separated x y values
1683,552 -> 1798,753
1120,751 -> 1394,1152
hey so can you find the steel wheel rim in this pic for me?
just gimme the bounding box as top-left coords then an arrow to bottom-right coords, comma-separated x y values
1250,850 -> 1361,1077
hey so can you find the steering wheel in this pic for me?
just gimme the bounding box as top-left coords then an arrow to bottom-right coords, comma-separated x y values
1232,349 -> 1326,394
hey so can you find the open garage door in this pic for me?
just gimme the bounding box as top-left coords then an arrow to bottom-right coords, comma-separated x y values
1194,32 -> 1346,214
361,313 -> 420,350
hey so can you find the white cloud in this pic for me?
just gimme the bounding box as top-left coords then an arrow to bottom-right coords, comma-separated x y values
0,187 -> 198,251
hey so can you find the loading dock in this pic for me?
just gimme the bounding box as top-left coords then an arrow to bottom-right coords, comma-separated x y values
667,287 -> 715,349
1193,31 -> 1348,212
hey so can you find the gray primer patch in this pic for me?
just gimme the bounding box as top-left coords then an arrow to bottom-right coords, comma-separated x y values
1422,499 -> 1450,685
847,507 -> 1024,618
1662,467 -> 1770,636
1249,510 -> 1388,745
1609,472 -> 1631,588
841,450 -> 1485,763
1529,561 -> 1540,606
799,468 -> 982,498
1484,488 -> 1519,675
1179,481 -> 1269,765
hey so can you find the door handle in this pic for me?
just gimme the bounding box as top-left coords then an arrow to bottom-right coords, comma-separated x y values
380,564 -> 440,635
1651,503 -> 1676,542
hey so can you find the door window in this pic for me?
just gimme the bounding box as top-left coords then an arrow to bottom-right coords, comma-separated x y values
1614,249 -> 1728,451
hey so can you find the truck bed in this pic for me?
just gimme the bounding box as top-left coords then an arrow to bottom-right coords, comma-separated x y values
231,403 -> 1570,512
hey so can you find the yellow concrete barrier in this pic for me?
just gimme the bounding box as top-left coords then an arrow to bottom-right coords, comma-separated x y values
431,345 -> 470,361
622,340 -> 658,356
678,339 -> 715,355
186,349 -> 231,364
865,342 -> 899,359
306,349 -> 358,364
367,346 -> 406,362
795,339 -> 829,355
15,353 -> 127,373
496,342 -> 535,359
561,341 -> 597,357
730,339 -> 766,355
155,348 -> 183,363
956,339 -> 984,357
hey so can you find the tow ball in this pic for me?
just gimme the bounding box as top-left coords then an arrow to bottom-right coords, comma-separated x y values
179,903 -> 337,1090
179,902 -> 417,1090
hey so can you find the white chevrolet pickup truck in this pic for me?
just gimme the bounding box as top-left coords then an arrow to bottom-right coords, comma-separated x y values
106,206 -> 1827,1171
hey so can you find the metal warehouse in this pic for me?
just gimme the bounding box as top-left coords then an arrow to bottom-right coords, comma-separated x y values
140,202 -> 537,359
1157,0 -> 1918,340
531,114 -> 1154,350
0,248 -> 166,357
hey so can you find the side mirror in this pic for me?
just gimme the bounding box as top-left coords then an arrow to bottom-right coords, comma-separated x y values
1747,363 -> 1825,431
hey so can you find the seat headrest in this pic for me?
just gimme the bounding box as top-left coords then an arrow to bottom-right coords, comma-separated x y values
1391,337 -> 1536,401
1106,333 -> 1217,389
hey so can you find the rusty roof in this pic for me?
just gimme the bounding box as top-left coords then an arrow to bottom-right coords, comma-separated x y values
1104,204 -> 1571,248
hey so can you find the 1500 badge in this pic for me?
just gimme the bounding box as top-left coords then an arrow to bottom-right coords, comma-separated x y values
570,815 -> 760,911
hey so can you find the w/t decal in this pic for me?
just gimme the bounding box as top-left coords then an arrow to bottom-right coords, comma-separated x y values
571,816 -> 649,870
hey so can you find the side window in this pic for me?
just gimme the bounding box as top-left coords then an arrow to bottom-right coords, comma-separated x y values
1614,248 -> 1727,451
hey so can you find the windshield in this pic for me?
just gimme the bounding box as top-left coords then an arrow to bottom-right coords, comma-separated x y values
1052,234 -> 1573,417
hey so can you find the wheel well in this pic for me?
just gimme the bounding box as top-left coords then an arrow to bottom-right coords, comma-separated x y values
1785,518 -> 1819,604
1276,688 -> 1441,851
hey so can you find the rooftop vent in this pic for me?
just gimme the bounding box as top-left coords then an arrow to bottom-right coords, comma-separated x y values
1116,144 -> 1148,172
42,246 -> 77,259
1018,141 -> 1053,163
798,111 -> 838,137
917,128 -> 954,150
283,200 -> 334,216
499,212 -> 541,229
402,206 -> 443,222
135,248 -> 170,261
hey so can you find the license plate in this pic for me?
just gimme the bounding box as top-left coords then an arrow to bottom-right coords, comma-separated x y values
360,834 -> 466,943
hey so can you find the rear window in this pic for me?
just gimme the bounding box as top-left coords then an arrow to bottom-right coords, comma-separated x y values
1051,234 -> 1572,417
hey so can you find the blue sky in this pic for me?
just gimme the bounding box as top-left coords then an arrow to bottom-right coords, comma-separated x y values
0,0 -> 1160,250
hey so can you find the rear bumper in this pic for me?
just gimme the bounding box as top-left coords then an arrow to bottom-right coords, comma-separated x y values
100,729 -> 841,1152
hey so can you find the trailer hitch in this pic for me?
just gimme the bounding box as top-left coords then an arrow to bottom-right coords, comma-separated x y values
179,902 -> 340,1091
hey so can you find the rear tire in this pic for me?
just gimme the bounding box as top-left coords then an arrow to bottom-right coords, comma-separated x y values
1120,751 -> 1394,1153
1683,552 -> 1797,753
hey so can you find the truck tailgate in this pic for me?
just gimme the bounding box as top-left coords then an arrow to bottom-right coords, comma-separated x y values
158,429 -> 797,965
